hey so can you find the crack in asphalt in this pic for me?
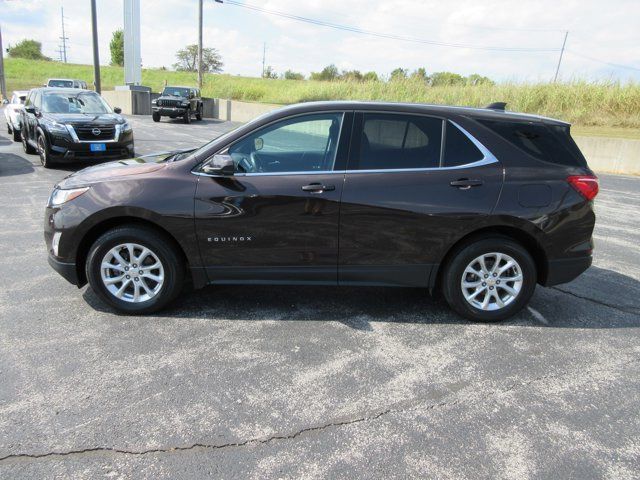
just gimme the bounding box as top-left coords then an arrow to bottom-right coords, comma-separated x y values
551,286 -> 640,314
2,357 -> 638,464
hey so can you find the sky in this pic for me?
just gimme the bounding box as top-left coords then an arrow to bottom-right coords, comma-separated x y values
1,0 -> 639,82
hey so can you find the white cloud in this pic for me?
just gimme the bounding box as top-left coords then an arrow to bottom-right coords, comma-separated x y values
1,0 -> 639,81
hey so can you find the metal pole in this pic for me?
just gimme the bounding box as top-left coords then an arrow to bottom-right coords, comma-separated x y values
90,0 -> 101,93
61,7 -> 68,63
198,0 -> 203,89
553,31 -> 568,83
0,25 -> 7,101
262,42 -> 266,77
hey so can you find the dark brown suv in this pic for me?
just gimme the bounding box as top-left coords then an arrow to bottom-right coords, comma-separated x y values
44,101 -> 597,321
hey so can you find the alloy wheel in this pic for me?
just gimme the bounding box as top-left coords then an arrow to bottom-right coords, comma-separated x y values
100,243 -> 165,303
460,252 -> 523,311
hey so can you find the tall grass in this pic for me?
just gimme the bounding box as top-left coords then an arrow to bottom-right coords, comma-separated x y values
5,58 -> 640,128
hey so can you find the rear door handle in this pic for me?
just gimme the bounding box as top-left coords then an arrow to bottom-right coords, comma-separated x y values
450,178 -> 484,189
302,183 -> 335,193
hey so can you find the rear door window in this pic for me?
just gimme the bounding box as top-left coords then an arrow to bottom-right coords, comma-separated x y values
355,113 -> 443,170
443,121 -> 485,167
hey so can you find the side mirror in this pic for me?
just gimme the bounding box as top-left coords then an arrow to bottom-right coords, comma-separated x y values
113,107 -> 122,114
25,106 -> 36,114
201,154 -> 235,176
1,99 -> 8,105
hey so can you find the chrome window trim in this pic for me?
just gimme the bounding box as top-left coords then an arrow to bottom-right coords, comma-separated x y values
193,169 -> 343,178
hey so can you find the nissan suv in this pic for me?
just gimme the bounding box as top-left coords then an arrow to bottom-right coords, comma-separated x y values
20,88 -> 134,167
152,86 -> 203,123
44,101 -> 597,321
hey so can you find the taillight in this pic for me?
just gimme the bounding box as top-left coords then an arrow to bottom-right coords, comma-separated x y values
567,175 -> 599,201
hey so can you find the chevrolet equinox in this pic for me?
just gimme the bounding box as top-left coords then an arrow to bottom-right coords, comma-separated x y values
44,101 -> 597,321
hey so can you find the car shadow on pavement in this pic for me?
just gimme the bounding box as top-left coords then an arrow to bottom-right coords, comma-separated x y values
0,133 -> 13,146
81,266 -> 640,330
0,153 -> 35,176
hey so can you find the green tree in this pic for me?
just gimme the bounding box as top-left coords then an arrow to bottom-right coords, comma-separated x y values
310,64 -> 339,81
428,71 -> 465,86
363,71 -> 379,82
7,39 -> 50,60
389,68 -> 408,81
410,67 -> 429,82
466,73 -> 494,86
109,29 -> 124,66
262,65 -> 278,79
341,69 -> 363,82
173,44 -> 223,73
283,70 -> 304,80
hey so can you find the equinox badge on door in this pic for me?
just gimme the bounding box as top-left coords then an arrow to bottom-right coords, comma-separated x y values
208,236 -> 253,243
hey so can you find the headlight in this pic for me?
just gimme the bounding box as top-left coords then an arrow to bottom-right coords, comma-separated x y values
48,121 -> 69,134
121,121 -> 132,132
151,99 -> 157,105
48,187 -> 90,207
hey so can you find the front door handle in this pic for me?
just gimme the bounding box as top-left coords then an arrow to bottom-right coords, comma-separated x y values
302,183 -> 335,193
450,178 -> 484,189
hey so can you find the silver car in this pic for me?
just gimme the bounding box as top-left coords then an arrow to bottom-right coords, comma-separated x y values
4,90 -> 28,142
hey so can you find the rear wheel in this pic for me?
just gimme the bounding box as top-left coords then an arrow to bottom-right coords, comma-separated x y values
152,112 -> 160,122
86,226 -> 184,314
442,237 -> 537,322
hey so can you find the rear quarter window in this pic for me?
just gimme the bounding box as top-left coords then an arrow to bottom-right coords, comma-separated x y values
478,119 -> 587,167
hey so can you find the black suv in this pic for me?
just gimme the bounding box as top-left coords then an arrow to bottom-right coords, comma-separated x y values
44,101 -> 597,321
21,88 -> 134,167
152,86 -> 203,123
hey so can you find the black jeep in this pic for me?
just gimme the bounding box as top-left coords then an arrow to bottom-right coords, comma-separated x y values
152,86 -> 203,124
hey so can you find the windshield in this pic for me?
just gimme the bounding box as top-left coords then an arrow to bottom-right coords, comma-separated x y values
48,80 -> 74,88
41,92 -> 112,114
161,87 -> 190,97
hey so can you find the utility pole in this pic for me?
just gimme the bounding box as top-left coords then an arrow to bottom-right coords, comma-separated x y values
198,0 -> 203,89
90,0 -> 101,93
262,42 -> 266,78
59,7 -> 69,63
553,31 -> 569,83
0,25 -> 6,101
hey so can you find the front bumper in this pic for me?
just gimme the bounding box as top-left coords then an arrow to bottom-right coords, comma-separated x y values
49,131 -> 134,163
153,106 -> 187,116
543,255 -> 592,286
48,254 -> 79,285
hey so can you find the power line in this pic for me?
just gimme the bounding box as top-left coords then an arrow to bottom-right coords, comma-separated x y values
222,0 -> 560,53
565,50 -> 640,73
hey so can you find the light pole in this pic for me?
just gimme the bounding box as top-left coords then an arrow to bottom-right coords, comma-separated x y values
90,0 -> 101,93
198,0 -> 224,90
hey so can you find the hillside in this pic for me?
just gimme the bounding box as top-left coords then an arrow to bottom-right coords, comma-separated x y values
4,58 -> 640,136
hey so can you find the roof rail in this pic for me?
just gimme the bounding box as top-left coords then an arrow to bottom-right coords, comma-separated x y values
485,102 -> 507,111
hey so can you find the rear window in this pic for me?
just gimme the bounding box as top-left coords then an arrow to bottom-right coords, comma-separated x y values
478,119 -> 587,167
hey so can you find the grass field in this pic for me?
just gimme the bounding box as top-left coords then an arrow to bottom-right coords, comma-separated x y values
4,58 -> 640,136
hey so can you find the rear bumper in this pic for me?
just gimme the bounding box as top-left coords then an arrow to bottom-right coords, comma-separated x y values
543,256 -> 592,286
48,254 -> 79,286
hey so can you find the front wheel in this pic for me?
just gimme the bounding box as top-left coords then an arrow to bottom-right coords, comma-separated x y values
22,130 -> 36,154
37,132 -> 54,168
183,109 -> 191,124
12,128 -> 21,142
85,226 -> 185,314
195,105 -> 203,121
152,112 -> 160,122
442,237 -> 537,322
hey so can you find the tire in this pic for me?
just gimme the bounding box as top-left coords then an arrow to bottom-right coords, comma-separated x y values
195,105 -> 202,121
37,130 -> 54,168
12,128 -> 21,142
183,109 -> 191,124
152,112 -> 160,122
85,225 -> 185,314
442,236 -> 537,322
22,130 -> 36,154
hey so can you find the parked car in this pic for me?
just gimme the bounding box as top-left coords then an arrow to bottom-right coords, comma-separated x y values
46,78 -> 88,89
152,86 -> 203,123
21,87 -> 134,167
4,90 -> 29,141
44,101 -> 597,320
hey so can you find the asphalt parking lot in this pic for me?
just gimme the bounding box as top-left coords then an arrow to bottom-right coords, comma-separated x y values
1,113 -> 639,479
